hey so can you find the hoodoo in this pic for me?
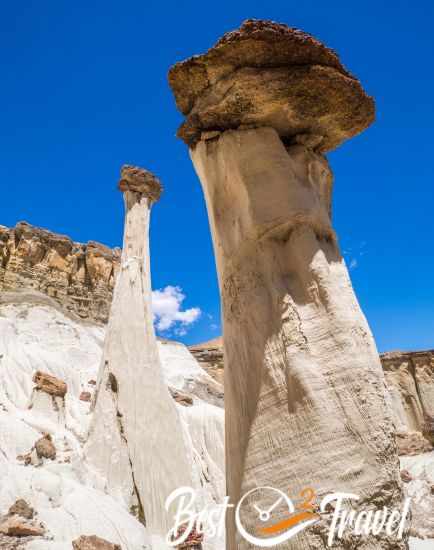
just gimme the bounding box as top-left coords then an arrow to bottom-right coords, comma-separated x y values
85,166 -> 192,548
169,20 -> 406,549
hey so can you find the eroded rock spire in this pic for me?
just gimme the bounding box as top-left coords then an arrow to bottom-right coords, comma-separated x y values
85,165 -> 192,548
169,19 -> 406,549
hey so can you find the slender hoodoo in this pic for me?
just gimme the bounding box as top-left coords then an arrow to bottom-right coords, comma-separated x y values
85,165 -> 192,548
169,20 -> 406,549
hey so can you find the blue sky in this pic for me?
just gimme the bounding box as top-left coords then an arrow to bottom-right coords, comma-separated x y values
1,1 -> 433,350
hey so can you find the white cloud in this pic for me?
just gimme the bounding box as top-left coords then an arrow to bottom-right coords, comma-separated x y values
151,285 -> 201,334
349,258 -> 358,270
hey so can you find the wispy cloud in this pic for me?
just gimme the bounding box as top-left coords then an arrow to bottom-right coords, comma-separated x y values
344,240 -> 367,271
151,285 -> 201,335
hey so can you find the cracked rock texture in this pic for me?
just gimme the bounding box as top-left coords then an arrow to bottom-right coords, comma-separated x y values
168,19 -> 374,151
0,222 -> 120,324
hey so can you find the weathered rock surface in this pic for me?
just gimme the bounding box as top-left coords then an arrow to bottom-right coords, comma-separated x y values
170,21 -> 404,550
118,164 -> 163,201
85,166 -> 194,543
0,517 -> 45,537
34,433 -> 56,460
7,500 -> 34,521
193,337 -> 434,456
401,452 -> 434,540
189,126 -> 405,550
383,350 -> 434,453
72,535 -> 121,550
0,222 -> 120,323
33,371 -> 67,398
169,19 -> 374,151
189,338 -> 224,386
396,431 -> 432,456
169,387 -> 194,407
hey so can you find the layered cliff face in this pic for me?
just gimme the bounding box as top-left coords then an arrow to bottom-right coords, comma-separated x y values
383,350 -> 434,455
0,222 -> 120,324
189,338 -> 224,386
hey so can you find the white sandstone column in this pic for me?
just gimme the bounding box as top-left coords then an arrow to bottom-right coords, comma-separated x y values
169,20 -> 407,550
85,166 -> 192,548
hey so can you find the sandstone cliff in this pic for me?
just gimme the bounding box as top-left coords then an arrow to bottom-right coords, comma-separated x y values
383,350 -> 434,454
189,337 -> 224,385
0,222 -> 120,323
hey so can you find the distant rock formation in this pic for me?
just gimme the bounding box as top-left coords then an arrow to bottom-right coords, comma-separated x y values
383,350 -> 434,454
0,221 -> 120,323
86,165 -> 193,547
189,338 -> 224,385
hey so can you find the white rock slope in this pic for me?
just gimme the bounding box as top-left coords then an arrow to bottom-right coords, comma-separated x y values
0,291 -> 224,550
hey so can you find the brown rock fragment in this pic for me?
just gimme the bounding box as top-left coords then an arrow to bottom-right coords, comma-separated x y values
0,517 -> 44,537
400,469 -> 413,483
118,165 -> 162,202
33,371 -> 67,398
7,500 -> 34,520
72,535 -> 121,550
16,453 -> 32,466
396,430 -> 432,456
80,391 -> 92,402
169,388 -> 193,407
35,434 -> 56,460
172,525 -> 203,549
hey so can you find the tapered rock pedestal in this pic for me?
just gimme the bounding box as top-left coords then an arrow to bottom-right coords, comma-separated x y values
85,166 -> 192,548
169,20 -> 406,549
